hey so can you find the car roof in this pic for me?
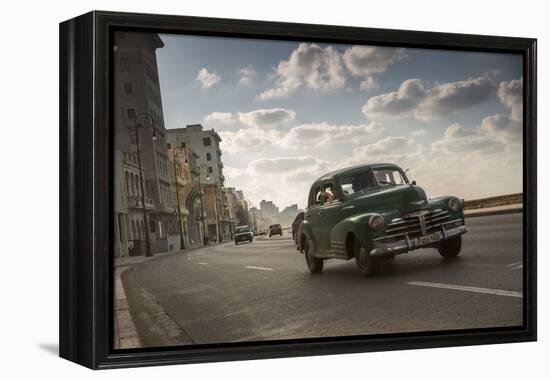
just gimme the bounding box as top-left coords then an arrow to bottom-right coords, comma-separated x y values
311,163 -> 401,187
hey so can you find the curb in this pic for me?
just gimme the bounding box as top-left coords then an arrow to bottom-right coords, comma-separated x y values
464,207 -> 522,218
114,266 -> 142,349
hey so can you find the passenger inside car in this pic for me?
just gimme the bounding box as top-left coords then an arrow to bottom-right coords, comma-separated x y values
320,185 -> 336,203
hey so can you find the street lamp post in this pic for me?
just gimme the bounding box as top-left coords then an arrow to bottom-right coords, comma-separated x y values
216,187 -> 223,242
133,113 -> 155,257
197,164 -> 210,246
171,144 -> 186,250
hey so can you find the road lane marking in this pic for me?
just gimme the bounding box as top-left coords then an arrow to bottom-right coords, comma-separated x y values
198,262 -> 208,265
507,261 -> 522,267
245,266 -> 273,271
407,281 -> 523,298
510,264 -> 523,270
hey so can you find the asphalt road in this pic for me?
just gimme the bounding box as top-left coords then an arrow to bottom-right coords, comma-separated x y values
126,213 -> 523,346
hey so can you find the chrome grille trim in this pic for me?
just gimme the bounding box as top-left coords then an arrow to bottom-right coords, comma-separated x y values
374,209 -> 452,244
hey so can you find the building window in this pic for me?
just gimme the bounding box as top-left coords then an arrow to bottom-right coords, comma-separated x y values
203,137 -> 211,146
126,108 -> 136,120
125,171 -> 130,195
123,83 -> 133,95
208,166 -> 213,173
206,152 -> 211,161
120,58 -> 130,71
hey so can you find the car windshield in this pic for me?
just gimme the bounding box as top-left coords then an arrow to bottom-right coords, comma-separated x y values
373,168 -> 408,187
236,226 -> 250,233
341,170 -> 377,195
341,168 -> 408,195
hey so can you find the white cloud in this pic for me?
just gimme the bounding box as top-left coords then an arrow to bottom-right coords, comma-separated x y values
238,108 -> 296,129
343,46 -> 406,76
497,78 -> 523,121
352,136 -> 410,157
220,120 -> 383,152
224,156 -> 333,210
204,112 -> 234,124
415,76 -> 494,120
279,121 -> 384,148
411,128 -> 428,138
196,68 -> 221,89
444,123 -> 476,139
249,156 -> 322,173
258,43 -> 347,100
480,114 -> 522,144
258,44 -> 406,99
218,128 -> 281,154
359,77 -> 378,91
362,79 -> 426,118
239,66 -> 256,86
475,77 -> 523,145
362,77 -> 494,120
432,123 -> 503,154
343,46 -> 405,91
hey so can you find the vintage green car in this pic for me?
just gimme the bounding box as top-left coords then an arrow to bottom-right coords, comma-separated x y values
299,163 -> 467,276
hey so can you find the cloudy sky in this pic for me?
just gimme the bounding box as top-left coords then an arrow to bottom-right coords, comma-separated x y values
157,34 -> 523,210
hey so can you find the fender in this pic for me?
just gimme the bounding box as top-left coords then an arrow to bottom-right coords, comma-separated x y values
330,210 -> 400,259
298,219 -> 316,253
429,196 -> 465,219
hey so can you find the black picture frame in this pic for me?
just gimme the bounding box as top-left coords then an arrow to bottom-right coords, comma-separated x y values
59,10 -> 537,369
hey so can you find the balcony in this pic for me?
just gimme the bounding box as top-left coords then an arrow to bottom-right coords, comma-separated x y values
128,195 -> 155,210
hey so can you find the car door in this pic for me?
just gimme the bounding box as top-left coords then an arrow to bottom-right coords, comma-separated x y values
317,182 -> 345,256
304,186 -> 322,249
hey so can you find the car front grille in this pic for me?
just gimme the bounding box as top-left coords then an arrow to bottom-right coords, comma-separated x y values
373,209 -> 451,245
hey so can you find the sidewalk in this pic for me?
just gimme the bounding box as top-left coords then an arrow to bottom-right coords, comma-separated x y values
113,241 -> 230,349
464,203 -> 522,218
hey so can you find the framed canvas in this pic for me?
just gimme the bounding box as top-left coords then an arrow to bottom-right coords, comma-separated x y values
59,11 -> 537,369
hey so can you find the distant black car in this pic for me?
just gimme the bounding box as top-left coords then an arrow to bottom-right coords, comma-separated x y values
292,212 -> 305,246
267,224 -> 283,237
234,225 -> 253,245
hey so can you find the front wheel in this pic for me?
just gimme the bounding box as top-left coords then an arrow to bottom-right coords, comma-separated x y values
438,236 -> 462,258
235,241 -> 238,245
354,239 -> 381,277
304,238 -> 324,273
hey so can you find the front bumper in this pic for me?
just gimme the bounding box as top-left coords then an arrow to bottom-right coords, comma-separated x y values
235,234 -> 252,242
369,224 -> 467,257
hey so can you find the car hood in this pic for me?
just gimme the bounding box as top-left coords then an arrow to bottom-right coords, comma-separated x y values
347,184 -> 429,215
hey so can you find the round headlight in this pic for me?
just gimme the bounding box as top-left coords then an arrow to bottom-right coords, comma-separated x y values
448,197 -> 461,212
368,214 -> 385,230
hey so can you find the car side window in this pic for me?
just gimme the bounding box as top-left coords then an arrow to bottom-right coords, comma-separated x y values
309,186 -> 321,208
320,183 -> 336,204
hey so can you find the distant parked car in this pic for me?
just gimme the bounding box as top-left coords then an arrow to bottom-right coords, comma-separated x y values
234,225 -> 253,245
292,212 -> 305,246
267,224 -> 283,237
299,163 -> 467,276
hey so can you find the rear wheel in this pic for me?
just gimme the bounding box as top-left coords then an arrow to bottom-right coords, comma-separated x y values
304,238 -> 324,273
235,241 -> 238,245
438,236 -> 462,258
354,239 -> 381,277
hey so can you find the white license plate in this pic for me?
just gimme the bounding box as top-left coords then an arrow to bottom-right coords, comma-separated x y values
413,231 -> 443,247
